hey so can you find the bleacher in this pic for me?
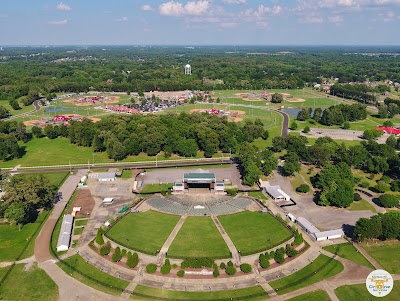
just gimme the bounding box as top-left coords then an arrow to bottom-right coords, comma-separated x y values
146,196 -> 254,216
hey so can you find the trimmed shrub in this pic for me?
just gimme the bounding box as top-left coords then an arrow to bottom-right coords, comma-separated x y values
99,241 -> 111,256
95,228 -> 104,245
219,262 -> 226,269
112,247 -> 122,262
259,255 -> 270,269
274,247 -> 285,264
378,194 -> 399,208
227,260 -> 233,267
164,259 -> 171,266
213,268 -> 220,278
177,270 -> 185,277
293,229 -> 304,246
303,126 -> 310,133
212,263 -> 218,269
269,251 -> 275,258
146,264 -> 157,274
354,193 -> 362,201
285,244 -> 298,258
172,264 -> 178,269
375,181 -> 390,193
390,180 -> 400,192
359,181 -> 369,189
181,258 -> 214,269
381,175 -> 392,183
161,264 -> 171,275
121,249 -> 127,257
240,263 -> 252,273
127,252 -> 139,268
226,188 -> 238,196
296,184 -> 310,193
225,266 -> 237,276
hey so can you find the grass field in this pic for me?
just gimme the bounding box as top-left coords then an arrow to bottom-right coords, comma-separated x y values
218,211 -> 293,255
131,285 -> 267,301
0,210 -> 48,262
140,183 -> 173,194
361,241 -> 400,274
248,191 -> 267,200
73,227 -> 84,235
323,242 -> 374,269
57,254 -> 129,295
269,255 -> 344,295
0,263 -> 58,301
286,290 -> 331,301
106,211 -> 180,255
335,281 -> 400,301
15,171 -> 69,188
75,219 -> 89,227
168,217 -> 230,258
0,99 -> 36,116
348,199 -> 377,213
121,169 -> 132,178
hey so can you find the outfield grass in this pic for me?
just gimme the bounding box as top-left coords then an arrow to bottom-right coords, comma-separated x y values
140,183 -> 173,194
0,210 -> 48,262
248,191 -> 267,200
131,285 -> 267,301
168,217 -> 230,258
0,264 -> 58,301
323,242 -> 374,269
269,254 -> 344,295
218,211 -> 293,255
335,281 -> 400,301
106,211 -> 181,255
286,290 -> 331,301
361,241 -> 400,274
348,199 -> 377,213
57,254 -> 128,295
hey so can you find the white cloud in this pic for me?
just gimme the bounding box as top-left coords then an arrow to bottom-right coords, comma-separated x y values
379,10 -> 396,21
56,2 -> 72,12
243,4 -> 282,19
141,5 -> 154,11
48,19 -> 68,25
117,16 -> 128,22
222,0 -> 246,4
300,15 -> 324,23
328,15 -> 343,24
219,22 -> 238,28
159,1 -> 210,16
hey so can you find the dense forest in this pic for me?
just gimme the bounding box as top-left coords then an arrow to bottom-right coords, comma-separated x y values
1,46 -> 400,102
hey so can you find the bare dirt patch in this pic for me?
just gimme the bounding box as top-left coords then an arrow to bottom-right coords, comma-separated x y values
23,120 -> 42,127
90,117 -> 101,123
230,110 -> 246,115
229,117 -> 243,123
68,189 -> 95,217
286,98 -> 306,103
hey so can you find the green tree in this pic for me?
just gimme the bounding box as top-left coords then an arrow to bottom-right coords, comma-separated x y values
31,126 -> 44,138
95,228 -> 104,245
289,121 -> 298,130
9,99 -> 21,110
4,203 -> 29,231
282,152 -> 301,176
0,106 -> 10,118
271,93 -> 283,103
303,126 -> 310,133
378,194 -> 399,208
386,135 -> 397,148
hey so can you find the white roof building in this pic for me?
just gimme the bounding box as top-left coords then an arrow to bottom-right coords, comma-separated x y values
98,172 -> 116,182
103,197 -> 114,204
313,229 -> 345,241
56,214 -> 74,252
296,217 -> 319,234
264,185 -> 290,201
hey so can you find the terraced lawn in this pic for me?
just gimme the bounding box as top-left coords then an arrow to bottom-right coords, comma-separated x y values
131,285 -> 267,301
218,211 -> 293,255
269,255 -> 344,295
168,217 -> 230,258
335,281 -> 400,301
286,290 -> 331,301
106,211 -> 180,255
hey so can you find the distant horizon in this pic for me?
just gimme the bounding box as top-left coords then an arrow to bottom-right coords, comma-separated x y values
1,1 -> 399,45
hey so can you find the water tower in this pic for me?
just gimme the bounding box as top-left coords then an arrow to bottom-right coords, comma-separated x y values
185,64 -> 191,75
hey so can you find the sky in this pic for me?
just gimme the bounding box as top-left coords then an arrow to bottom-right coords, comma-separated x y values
0,0 -> 399,45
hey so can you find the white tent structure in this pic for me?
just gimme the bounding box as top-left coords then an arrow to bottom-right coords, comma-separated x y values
264,185 -> 290,201
56,214 -> 74,252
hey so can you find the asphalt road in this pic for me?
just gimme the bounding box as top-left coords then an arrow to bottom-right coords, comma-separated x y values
4,158 -> 233,174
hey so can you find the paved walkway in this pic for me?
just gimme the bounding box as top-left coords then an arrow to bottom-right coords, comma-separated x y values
0,256 -> 36,268
157,215 -> 187,264
211,215 -> 241,265
35,170 -> 87,263
352,243 -> 382,270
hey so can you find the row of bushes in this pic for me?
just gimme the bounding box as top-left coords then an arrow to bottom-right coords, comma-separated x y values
259,244 -> 299,268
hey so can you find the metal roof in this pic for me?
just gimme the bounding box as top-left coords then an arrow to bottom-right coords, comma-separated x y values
296,217 -> 319,234
98,172 -> 116,179
314,229 -> 344,239
56,214 -> 73,250
184,173 -> 216,179
264,185 -> 290,200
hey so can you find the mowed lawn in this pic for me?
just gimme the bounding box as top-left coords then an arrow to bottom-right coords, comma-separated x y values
0,210 -> 48,262
286,290 -> 331,301
106,211 -> 180,255
323,242 -> 374,269
0,264 -> 58,301
168,217 -> 230,258
269,255 -> 344,295
361,241 -> 400,274
335,281 -> 400,301
57,254 -> 128,295
218,211 -> 293,255
132,285 -> 267,301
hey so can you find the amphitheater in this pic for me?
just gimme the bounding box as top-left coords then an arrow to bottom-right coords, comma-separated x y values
140,195 -> 262,215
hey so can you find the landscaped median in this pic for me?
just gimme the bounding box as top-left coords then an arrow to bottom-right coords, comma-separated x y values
130,285 -> 268,301
269,254 -> 344,295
